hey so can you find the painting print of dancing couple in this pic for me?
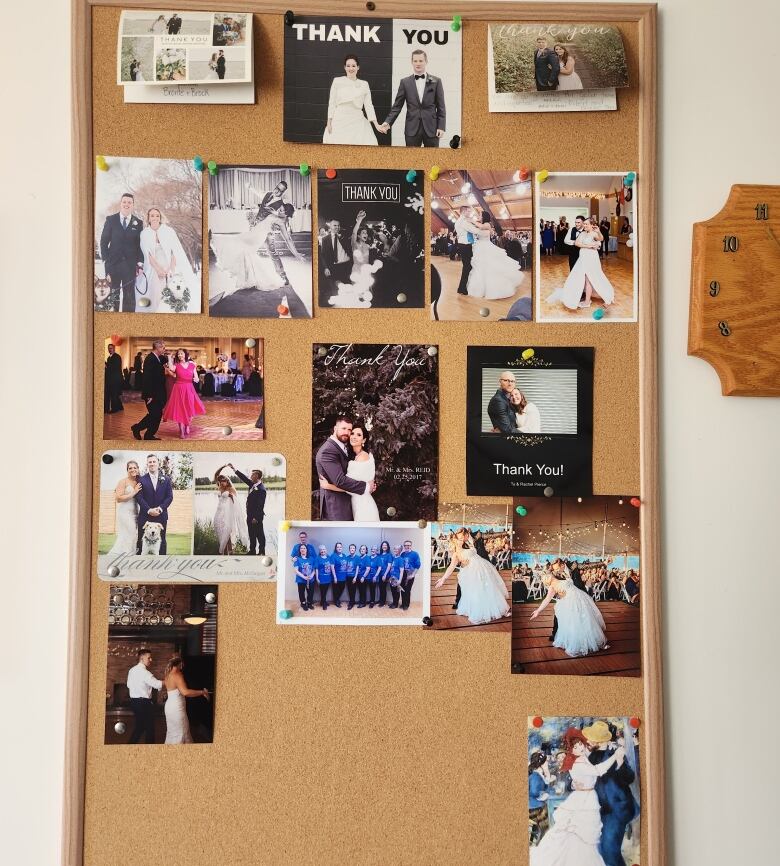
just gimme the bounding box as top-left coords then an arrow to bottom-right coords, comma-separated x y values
536,172 -> 638,322
208,165 -> 313,317
527,715 -> 640,866
94,156 -> 201,313
311,343 -> 438,522
511,495 -> 641,677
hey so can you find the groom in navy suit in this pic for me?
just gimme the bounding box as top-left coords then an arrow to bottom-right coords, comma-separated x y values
230,463 -> 267,555
99,192 -> 143,312
136,454 -> 173,555
534,37 -> 560,90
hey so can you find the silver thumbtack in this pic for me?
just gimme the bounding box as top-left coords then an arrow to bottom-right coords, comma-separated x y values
260,555 -> 273,567
396,293 -> 407,303
386,506 -> 397,517
427,346 -> 438,356
114,722 -> 126,734
544,487 -> 554,498
108,565 -> 120,578
222,426 -> 232,436
205,592 -> 216,604
245,338 -> 256,348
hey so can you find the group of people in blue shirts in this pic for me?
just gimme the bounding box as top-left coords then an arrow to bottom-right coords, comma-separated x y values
290,530 -> 421,612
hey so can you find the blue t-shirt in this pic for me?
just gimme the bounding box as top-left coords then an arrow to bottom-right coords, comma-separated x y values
291,542 -> 316,559
401,549 -> 421,573
316,554 -> 334,584
390,555 -> 405,582
330,552 -> 348,582
367,554 -> 384,582
376,552 -> 393,580
357,554 -> 373,580
344,554 -> 360,579
293,555 -> 316,584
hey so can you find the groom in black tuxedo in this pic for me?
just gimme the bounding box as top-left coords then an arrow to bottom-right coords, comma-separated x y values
534,37 -> 560,90
99,193 -> 143,312
136,454 -> 173,555
167,13 -> 182,34
379,50 -> 446,147
213,16 -> 233,45
216,50 -> 226,79
565,215 -> 586,271
104,343 -> 124,414
319,220 -> 353,295
487,371 -> 519,434
131,340 -> 167,441
314,417 -> 372,520
231,464 -> 267,555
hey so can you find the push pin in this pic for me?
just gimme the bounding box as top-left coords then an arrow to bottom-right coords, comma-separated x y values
260,555 -> 273,567
95,155 -> 109,171
245,337 -> 256,348
592,307 -> 605,320
630,497 -> 641,508
427,346 -> 438,356
519,165 -> 530,181
207,160 -> 218,176
280,609 -> 293,620
108,565 -> 120,578
429,165 -> 441,181
451,14 -> 462,31
479,307 -> 490,317
521,348 -> 534,360
271,456 -> 283,466
325,168 -> 337,179
317,346 -> 328,356
193,155 -> 204,171
532,716 -> 544,728
396,293 -> 407,304
624,171 -> 636,186
543,486 -> 554,497
422,616 -> 433,627
405,169 -> 417,183
629,716 -> 641,729
537,169 -> 549,183
138,297 -> 151,308
222,425 -> 233,436
284,10 -> 295,27
277,303 -> 289,316
515,505 -> 527,516
114,722 -> 126,735
102,453 -> 114,464
417,519 -> 427,529
205,592 -> 216,604
299,162 -> 310,177
449,134 -> 461,149
386,506 -> 397,517
280,520 -> 292,532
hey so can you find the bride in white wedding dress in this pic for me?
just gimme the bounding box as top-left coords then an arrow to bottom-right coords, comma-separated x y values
318,422 -> 380,521
467,210 -> 526,300
163,657 -> 210,745
107,460 -> 141,556
213,468 -> 250,555
547,217 -> 615,311
435,528 -> 510,624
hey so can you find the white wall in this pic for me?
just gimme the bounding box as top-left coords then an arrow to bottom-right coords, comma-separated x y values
2,1 -> 778,864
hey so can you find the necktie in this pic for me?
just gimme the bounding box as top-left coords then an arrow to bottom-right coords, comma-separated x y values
414,74 -> 425,80
467,232 -> 475,243
122,217 -> 127,229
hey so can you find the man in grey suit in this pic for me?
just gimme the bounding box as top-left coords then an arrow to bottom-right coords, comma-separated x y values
487,371 -> 520,434
379,50 -> 446,147
314,417 -> 375,519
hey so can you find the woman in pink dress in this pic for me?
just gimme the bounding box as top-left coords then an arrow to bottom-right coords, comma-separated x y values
162,348 -> 206,438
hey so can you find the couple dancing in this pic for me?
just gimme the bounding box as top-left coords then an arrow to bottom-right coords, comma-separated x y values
487,371 -> 542,435
315,417 -> 379,521
210,464 -> 267,555
148,12 -> 181,34
547,215 -> 615,311
530,721 -> 638,866
320,212 -> 385,307
126,649 -> 209,745
454,206 -> 525,300
108,454 -> 173,556
534,36 -> 583,91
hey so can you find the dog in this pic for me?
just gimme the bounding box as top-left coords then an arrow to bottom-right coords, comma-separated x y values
141,521 -> 164,555
93,275 -> 114,311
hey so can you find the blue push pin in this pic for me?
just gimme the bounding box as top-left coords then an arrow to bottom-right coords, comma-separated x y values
625,171 -> 636,186
592,308 -> 605,320
279,609 -> 293,620
406,169 -> 417,183
193,155 -> 204,171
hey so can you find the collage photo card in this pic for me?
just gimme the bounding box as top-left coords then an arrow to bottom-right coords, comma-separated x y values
276,521 -> 431,625
428,502 -> 513,631
208,165 -> 313,318
527,715 -> 641,865
317,169 -> 424,308
94,155 -> 202,314
511,496 -> 640,677
430,169 -> 533,321
105,584 -> 217,744
102,336 -> 265,441
536,171 -> 638,322
284,16 -> 461,148
466,346 -> 594,497
97,450 -> 285,582
311,343 -> 438,522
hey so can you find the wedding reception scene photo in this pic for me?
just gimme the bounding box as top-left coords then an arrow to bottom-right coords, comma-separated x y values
101,336 -> 265,441
105,584 -> 217,745
311,343 -> 439,521
276,522 -> 430,625
317,169 -> 425,308
208,165 -> 313,317
430,169 -> 532,321
93,155 -> 202,313
429,503 -> 513,631
527,715 -> 640,866
284,16 -> 461,148
535,171 -> 638,322
511,496 -> 641,677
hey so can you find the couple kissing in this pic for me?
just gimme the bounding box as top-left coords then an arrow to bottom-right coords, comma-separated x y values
315,416 -> 379,521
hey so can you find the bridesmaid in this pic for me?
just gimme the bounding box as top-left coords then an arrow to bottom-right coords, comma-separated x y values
316,544 -> 335,610
162,348 -> 206,438
330,542 -> 348,608
293,543 -> 316,611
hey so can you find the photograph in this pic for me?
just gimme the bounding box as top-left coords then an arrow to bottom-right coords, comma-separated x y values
155,46 -> 187,81
284,16 -> 461,148
490,23 -> 629,94
466,346 -> 594,497
311,343 -> 438,521
188,47 -> 242,81
429,503 -> 513,631
105,583 -> 217,744
511,496 -> 640,677
208,165 -> 313,317
119,10 -> 212,38
276,521 -> 430,625
317,169 -> 424,308
430,170 -> 532,321
527,715 -> 640,866
212,13 -> 248,46
101,336 -> 265,442
94,155 -> 202,314
120,37 -> 154,82
536,172 -> 638,322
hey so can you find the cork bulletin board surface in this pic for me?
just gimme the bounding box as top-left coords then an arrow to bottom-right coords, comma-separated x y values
67,3 -> 661,865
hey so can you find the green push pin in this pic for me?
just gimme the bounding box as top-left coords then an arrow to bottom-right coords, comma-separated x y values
207,160 -> 218,176
451,15 -> 462,32
300,162 -> 310,177
515,505 -> 528,517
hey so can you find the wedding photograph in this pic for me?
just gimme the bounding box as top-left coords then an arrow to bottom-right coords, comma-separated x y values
430,170 -> 532,321
105,583 -> 217,744
317,169 -> 424,308
311,343 -> 439,521
536,172 -> 638,322
511,496 -> 640,677
189,47 -> 243,81
101,335 -> 265,442
284,16 -> 461,148
120,37 -> 154,82
208,165 -> 313,317
429,503 -> 513,631
93,155 -> 202,313
276,521 -> 430,625
155,46 -> 187,81
527,715 -> 640,866
118,10 -> 212,39
466,346 -> 594,497
212,13 -> 248,46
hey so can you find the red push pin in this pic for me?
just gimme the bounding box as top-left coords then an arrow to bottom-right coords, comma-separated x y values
325,168 -> 337,179
519,165 -> 530,181
629,716 -> 641,729
630,497 -> 641,508
277,304 -> 289,316
532,716 -> 544,728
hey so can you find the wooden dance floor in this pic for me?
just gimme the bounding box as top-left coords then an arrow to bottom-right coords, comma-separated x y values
430,571 -> 512,632
431,256 -> 531,321
511,601 -> 640,676
103,395 -> 264,441
537,252 -> 635,321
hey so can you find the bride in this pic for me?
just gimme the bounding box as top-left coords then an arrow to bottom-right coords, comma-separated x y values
323,54 -> 384,146
531,559 -> 609,656
213,467 -> 250,555
554,44 -> 584,90
318,421 -> 380,521
163,656 -> 210,745
547,217 -> 615,310
434,528 -> 510,624
531,728 -> 625,865
330,210 -> 383,307
139,207 -> 198,313
206,53 -> 220,80
107,460 -> 141,555
466,209 -> 525,300
509,387 -> 541,434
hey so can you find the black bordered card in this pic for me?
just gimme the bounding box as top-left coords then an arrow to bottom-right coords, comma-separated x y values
466,346 -> 593,496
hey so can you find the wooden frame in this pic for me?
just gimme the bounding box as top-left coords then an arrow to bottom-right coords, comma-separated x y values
66,3 -> 660,865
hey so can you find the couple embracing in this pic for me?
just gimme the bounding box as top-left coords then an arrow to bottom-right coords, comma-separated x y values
315,417 -> 379,521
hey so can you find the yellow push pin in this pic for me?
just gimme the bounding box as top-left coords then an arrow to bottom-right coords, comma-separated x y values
521,348 -> 535,360
96,155 -> 108,172
280,520 -> 292,532
429,165 -> 441,181
537,169 -> 550,183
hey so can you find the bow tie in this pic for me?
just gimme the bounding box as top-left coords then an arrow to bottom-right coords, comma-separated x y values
414,74 -> 425,80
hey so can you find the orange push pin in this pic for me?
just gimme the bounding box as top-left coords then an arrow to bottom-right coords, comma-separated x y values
519,165 -> 530,181
325,168 -> 337,179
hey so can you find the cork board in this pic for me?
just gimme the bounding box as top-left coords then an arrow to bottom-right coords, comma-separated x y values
67,3 -> 662,866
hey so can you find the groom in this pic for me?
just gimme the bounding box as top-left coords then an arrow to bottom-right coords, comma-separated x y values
99,192 -> 143,312
379,50 -> 446,147
230,463 -> 266,555
453,206 -> 482,295
132,339 -> 167,441
534,37 -> 560,90
136,454 -> 173,555
487,371 -> 519,434
314,417 -> 375,519
565,215 -> 586,271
